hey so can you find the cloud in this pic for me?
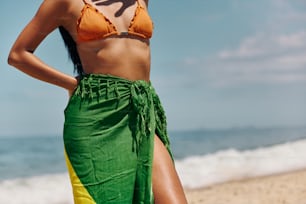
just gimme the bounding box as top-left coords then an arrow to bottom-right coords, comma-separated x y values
216,31 -> 306,86
265,0 -> 306,30
166,30 -> 306,89
219,31 -> 306,60
155,0 -> 306,90
210,0 -> 306,87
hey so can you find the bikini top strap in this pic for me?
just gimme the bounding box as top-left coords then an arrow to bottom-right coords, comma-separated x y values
136,0 -> 141,6
82,0 -> 88,5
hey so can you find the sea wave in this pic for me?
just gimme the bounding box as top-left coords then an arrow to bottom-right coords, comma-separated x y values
0,174 -> 72,204
176,139 -> 306,188
1,139 -> 306,203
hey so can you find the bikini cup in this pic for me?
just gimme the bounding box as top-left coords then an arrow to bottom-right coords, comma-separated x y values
77,0 -> 154,42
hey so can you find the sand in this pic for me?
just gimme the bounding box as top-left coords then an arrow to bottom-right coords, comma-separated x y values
185,169 -> 306,204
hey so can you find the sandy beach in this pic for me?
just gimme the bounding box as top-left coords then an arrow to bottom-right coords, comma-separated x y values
185,169 -> 306,204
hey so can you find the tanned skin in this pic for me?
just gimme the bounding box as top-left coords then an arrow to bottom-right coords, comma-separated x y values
8,0 -> 187,203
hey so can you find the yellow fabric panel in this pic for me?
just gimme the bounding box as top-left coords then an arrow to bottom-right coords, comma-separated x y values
64,150 -> 96,204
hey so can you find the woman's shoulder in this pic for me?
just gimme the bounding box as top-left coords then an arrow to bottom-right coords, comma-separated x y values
38,0 -> 80,15
35,0 -> 80,25
39,0 -> 73,11
41,0 -> 72,6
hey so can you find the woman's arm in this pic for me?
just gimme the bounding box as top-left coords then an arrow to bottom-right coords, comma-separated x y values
7,0 -> 77,92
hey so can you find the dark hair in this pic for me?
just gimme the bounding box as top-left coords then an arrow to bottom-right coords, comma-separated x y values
58,26 -> 84,75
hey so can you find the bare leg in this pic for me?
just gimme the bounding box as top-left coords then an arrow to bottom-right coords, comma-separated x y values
152,135 -> 188,204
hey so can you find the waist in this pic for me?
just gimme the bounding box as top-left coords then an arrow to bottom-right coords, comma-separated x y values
74,73 -> 152,99
82,66 -> 150,82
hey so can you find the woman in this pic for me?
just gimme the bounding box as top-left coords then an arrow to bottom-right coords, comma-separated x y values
8,0 -> 187,203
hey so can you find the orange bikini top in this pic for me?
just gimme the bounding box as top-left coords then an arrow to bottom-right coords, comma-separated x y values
77,0 -> 154,42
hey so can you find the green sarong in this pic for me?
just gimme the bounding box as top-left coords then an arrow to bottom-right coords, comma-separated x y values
63,74 -> 172,204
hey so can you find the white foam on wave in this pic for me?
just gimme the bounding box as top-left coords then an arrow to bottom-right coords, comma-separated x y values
0,173 -> 73,204
176,139 -> 306,189
2,139 -> 306,203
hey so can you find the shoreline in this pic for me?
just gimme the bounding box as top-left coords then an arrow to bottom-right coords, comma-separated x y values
184,169 -> 306,204
1,169 -> 306,203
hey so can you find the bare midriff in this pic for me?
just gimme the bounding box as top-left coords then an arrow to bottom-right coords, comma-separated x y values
77,36 -> 151,81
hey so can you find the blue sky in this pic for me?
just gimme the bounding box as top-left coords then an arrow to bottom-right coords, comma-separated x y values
1,0 -> 306,137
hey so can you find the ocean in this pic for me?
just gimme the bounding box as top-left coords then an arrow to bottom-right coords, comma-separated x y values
1,126 -> 306,204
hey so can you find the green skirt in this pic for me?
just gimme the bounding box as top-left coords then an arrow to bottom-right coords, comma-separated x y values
63,74 -> 172,204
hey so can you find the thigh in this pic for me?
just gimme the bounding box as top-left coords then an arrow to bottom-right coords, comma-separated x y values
152,135 -> 188,204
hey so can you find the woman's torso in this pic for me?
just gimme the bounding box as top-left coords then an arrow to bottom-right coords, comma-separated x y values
62,0 -> 152,81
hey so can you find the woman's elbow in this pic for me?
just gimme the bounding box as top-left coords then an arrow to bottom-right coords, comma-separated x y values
8,50 -> 17,66
7,50 -> 23,67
